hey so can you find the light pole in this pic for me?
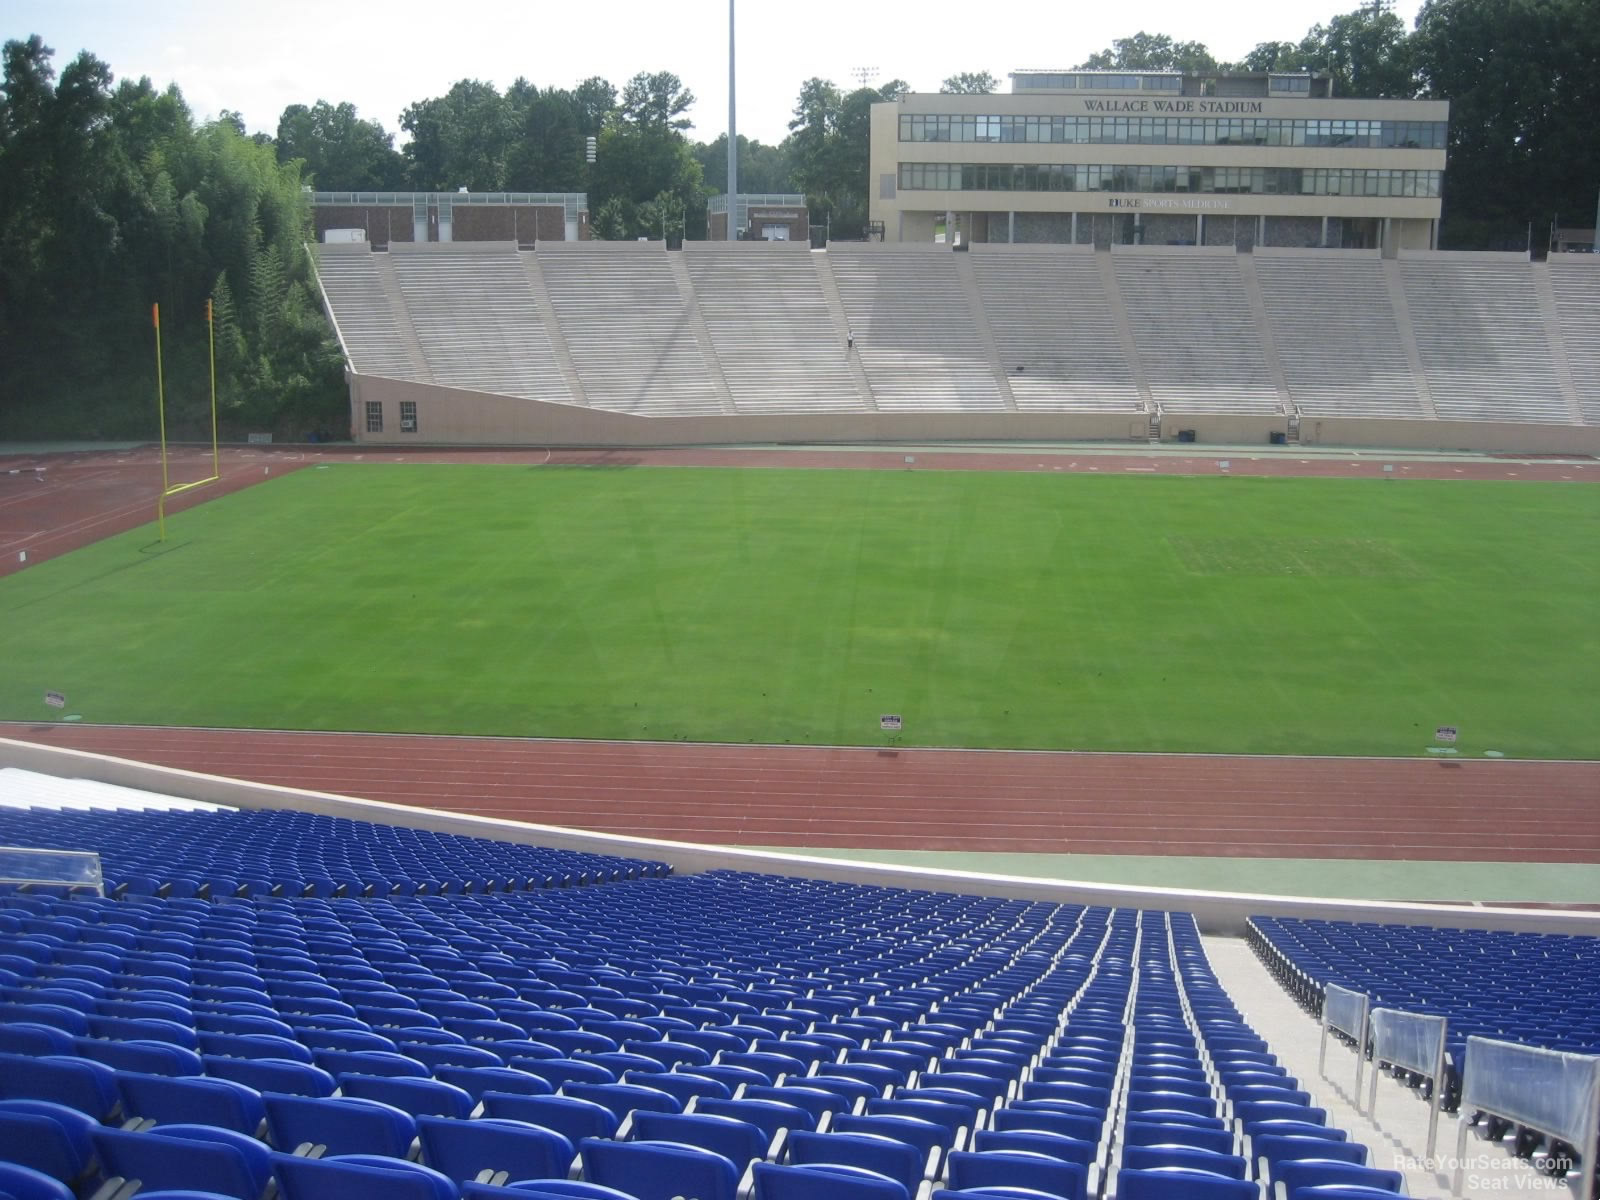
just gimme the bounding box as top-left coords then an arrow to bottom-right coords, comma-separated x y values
727,0 -> 738,240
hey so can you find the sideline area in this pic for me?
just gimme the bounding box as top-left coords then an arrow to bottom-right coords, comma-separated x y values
746,847 -> 1600,904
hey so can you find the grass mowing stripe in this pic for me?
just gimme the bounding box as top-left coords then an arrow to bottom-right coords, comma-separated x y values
0,464 -> 1594,758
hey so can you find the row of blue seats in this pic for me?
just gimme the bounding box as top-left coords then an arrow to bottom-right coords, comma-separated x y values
0,898 -> 1409,1200
0,801 -> 668,896
1249,915 -> 1600,1118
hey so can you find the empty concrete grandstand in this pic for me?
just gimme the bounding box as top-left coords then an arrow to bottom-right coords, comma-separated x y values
311,239 -> 1600,453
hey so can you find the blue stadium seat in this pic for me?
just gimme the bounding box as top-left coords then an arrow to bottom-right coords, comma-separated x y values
1115,1167 -> 1262,1200
338,1074 -> 475,1120
92,1124 -> 273,1200
580,1138 -> 741,1200
263,1093 -> 417,1159
945,1149 -> 1089,1200
0,1162 -> 75,1200
751,1161 -> 910,1200
273,1152 -> 457,1200
201,1055 -> 336,1097
480,1093 -> 620,1146
0,1053 -> 119,1119
117,1071 -> 266,1135
1121,1144 -> 1249,1179
417,1115 -> 573,1188
0,1100 -> 98,1186
1270,1160 -> 1403,1196
629,1110 -> 770,1171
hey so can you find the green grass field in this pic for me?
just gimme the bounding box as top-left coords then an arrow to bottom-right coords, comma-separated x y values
2,464 -> 1596,758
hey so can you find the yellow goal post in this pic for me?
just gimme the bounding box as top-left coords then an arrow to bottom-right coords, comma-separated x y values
152,299 -> 221,541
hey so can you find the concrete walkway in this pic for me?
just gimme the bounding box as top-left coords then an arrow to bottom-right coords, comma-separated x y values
1201,934 -> 1575,1200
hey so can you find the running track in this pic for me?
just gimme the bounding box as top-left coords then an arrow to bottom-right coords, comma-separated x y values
2,444 -> 1597,863
4,725 -> 1596,863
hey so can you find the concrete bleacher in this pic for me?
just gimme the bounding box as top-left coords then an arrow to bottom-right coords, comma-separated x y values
1400,252 -> 1570,423
828,246 -> 1008,412
1254,250 -> 1427,419
684,243 -> 865,414
388,245 -> 574,405
311,245 -> 418,380
970,246 -> 1142,413
1548,256 -> 1600,425
1113,247 -> 1283,415
537,242 -> 724,417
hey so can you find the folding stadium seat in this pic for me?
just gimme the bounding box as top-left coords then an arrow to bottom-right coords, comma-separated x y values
459,1182 -> 636,1200
559,1081 -> 679,1127
1269,1160 -> 1403,1196
92,1124 -> 274,1200
0,1053 -> 120,1119
944,1149 -> 1090,1200
273,1152 -> 457,1200
75,1036 -> 205,1076
117,1071 -> 266,1135
1252,1134 -> 1367,1181
1122,1144 -> 1249,1179
199,1032 -> 315,1062
792,1073 -> 880,1111
338,1074 -> 475,1120
630,1110 -> 771,1173
751,1160 -> 911,1200
871,1094 -> 983,1141
1233,1101 -> 1327,1130
435,1066 -> 553,1104
201,1055 -> 336,1097
0,1162 -> 74,1200
990,1106 -> 1102,1145
0,1021 -> 75,1055
784,1130 -> 925,1195
621,1069 -> 729,1107
582,1137 -> 744,1200
697,1096 -> 818,1147
263,1093 -> 417,1159
417,1115 -> 574,1188
1126,1091 -> 1217,1119
1113,1166 -> 1261,1200
480,1092 -> 621,1146
0,1099 -> 98,1188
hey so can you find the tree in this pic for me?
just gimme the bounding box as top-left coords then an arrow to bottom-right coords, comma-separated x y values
940,71 -> 999,95
0,37 -> 343,440
504,81 -> 586,192
618,71 -> 694,131
1412,0 -> 1600,246
1294,8 -> 1415,98
588,72 -> 702,239
785,76 -> 905,238
695,134 -> 793,196
276,100 -> 405,190
401,79 -> 510,191
1078,33 -> 1219,74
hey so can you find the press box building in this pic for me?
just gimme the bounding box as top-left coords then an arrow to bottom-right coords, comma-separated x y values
870,70 -> 1448,252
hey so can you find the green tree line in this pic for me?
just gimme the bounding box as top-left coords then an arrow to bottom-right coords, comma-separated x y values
2,0 -> 1595,437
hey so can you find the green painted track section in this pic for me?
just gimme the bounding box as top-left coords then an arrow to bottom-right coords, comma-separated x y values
1,463 -> 1596,757
746,848 -> 1600,903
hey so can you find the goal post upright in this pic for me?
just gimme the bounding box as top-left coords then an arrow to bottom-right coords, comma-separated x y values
154,297 -> 223,542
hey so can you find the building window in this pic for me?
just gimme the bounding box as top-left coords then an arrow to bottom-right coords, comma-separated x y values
894,161 -> 1442,197
900,115 -> 1447,151
365,401 -> 383,433
400,401 -> 418,433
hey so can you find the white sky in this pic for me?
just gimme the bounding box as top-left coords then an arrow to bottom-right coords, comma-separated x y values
11,0 -> 1421,149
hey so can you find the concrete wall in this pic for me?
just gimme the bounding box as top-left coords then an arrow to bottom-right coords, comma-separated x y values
350,374 -> 1140,447
349,374 -> 1599,455
4,736 -> 1594,937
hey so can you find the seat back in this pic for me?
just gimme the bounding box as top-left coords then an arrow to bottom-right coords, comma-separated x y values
117,1071 -> 266,1135
417,1114 -> 573,1187
273,1152 -> 456,1200
262,1092 -> 416,1159
580,1138 -> 740,1200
